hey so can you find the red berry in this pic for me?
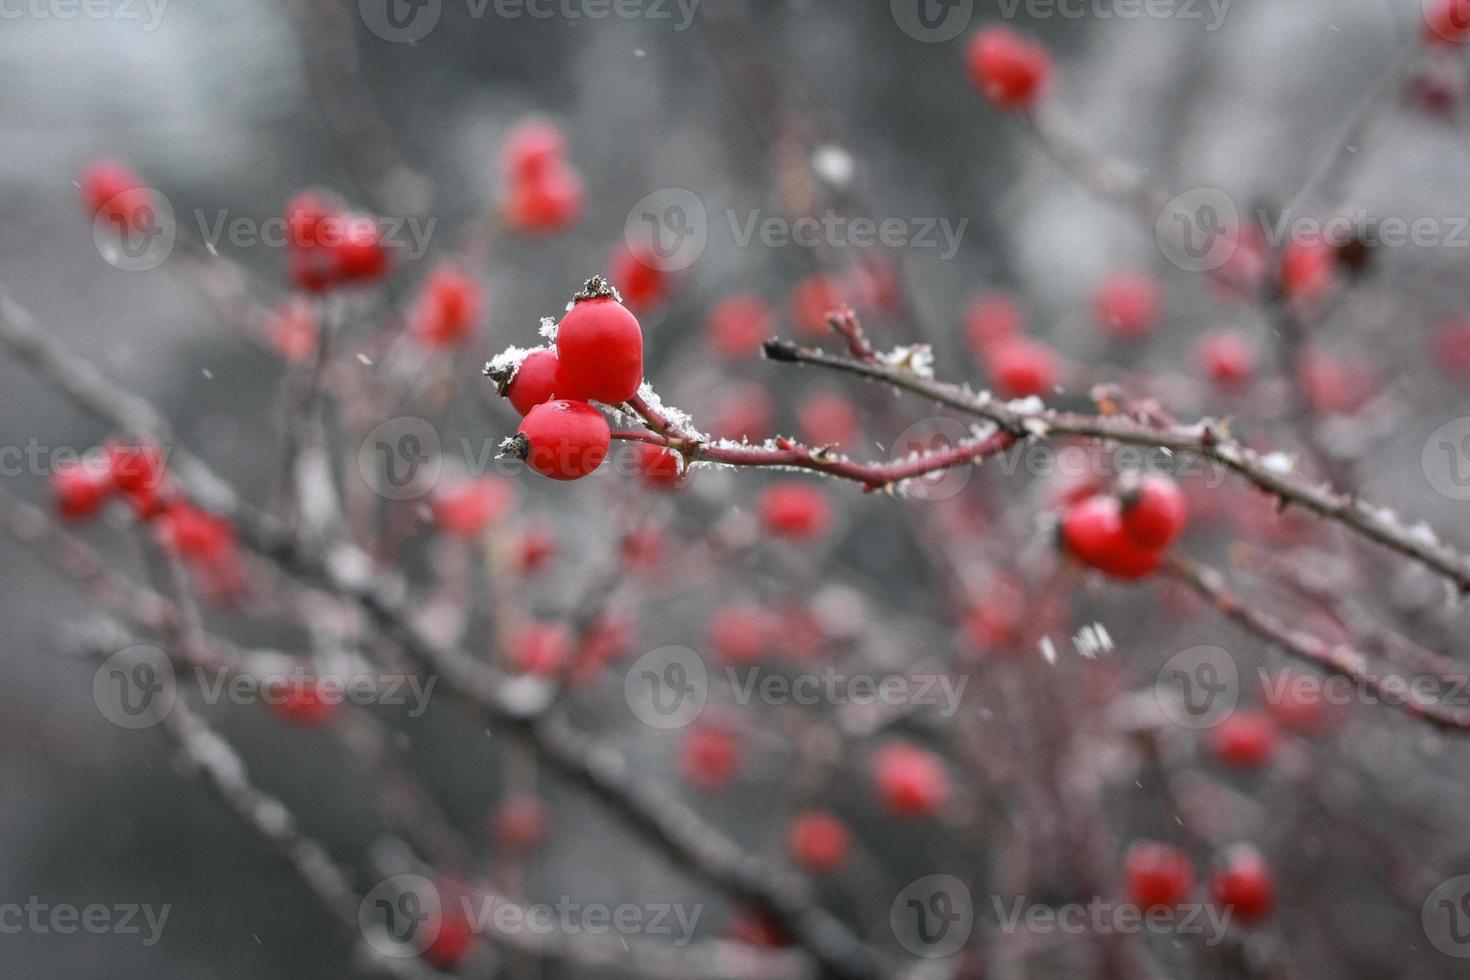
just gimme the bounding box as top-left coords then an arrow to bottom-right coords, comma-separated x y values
554,290 -> 644,403
509,400 -> 610,481
788,811 -> 851,873
1262,668 -> 1341,738
1119,475 -> 1187,550
621,522 -> 667,571
504,348 -> 563,416
267,299 -> 318,362
333,213 -> 389,283
514,525 -> 557,574
635,442 -> 684,490
503,119 -> 568,180
1060,495 -> 1163,581
966,293 -> 1025,354
270,676 -> 336,726
988,338 -> 1060,399
725,906 -> 793,948
611,244 -> 671,311
791,275 -> 847,338
1125,841 -> 1195,910
758,482 -> 832,540
422,909 -> 477,970
967,28 -> 1051,110
1210,712 -> 1277,770
872,742 -> 950,819
1425,0 -> 1470,44
1210,846 -> 1274,926
491,796 -> 549,851
413,265 -> 484,348
707,604 -> 769,665
961,598 -> 1022,652
53,459 -> 115,521
1279,240 -> 1335,302
105,441 -> 166,496
709,381 -> 775,442
1093,271 -> 1163,341
157,501 -> 236,564
284,190 -> 334,248
509,622 -> 573,677
681,723 -> 741,791
504,165 -> 583,234
79,159 -> 150,229
706,294 -> 773,359
1298,350 -> 1374,415
797,391 -> 859,447
432,477 -> 515,538
1194,331 -> 1255,390
1433,315 -> 1470,379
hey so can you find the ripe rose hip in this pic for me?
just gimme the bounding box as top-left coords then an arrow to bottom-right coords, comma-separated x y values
509,622 -> 574,677
1060,495 -> 1163,581
53,459 -> 114,521
1210,846 -> 1274,926
1194,331 -> 1255,389
106,441 -> 166,496
758,482 -> 832,540
706,294 -> 773,360
503,348 -> 563,416
506,400 -> 610,481
965,292 -> 1026,355
797,391 -> 859,447
284,190 -> 334,248
432,477 -> 515,539
503,119 -> 568,180
491,796 -> 549,852
611,244 -> 671,311
332,214 -> 389,283
413,265 -> 484,348
788,811 -> 851,873
157,501 -> 236,564
635,442 -> 684,490
681,723 -> 741,791
554,279 -> 644,403
422,908 -> 477,970
504,166 -> 584,234
707,603 -> 769,665
987,338 -> 1060,399
967,28 -> 1051,110
1279,240 -> 1335,302
1210,712 -> 1277,770
1125,841 -> 1195,910
1093,271 -> 1163,341
872,742 -> 950,819
1118,475 -> 1187,550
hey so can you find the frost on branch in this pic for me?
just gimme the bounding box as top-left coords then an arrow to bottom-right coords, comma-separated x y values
875,344 -> 935,379
483,344 -> 540,390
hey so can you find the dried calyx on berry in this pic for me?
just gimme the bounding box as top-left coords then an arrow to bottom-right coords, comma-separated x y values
569,274 -> 622,306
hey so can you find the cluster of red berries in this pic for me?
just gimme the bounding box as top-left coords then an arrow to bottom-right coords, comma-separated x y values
53,443 -> 243,600
493,277 -> 645,481
1124,841 -> 1274,927
283,190 -> 389,293
501,119 -> 584,235
1060,475 -> 1187,580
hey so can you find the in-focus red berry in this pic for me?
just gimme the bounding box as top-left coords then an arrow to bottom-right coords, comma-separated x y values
967,27 -> 1052,110
758,482 -> 832,540
413,265 -> 484,348
788,811 -> 851,873
1194,331 -> 1255,390
988,338 -> 1060,399
681,722 -> 741,791
504,348 -> 563,416
966,293 -> 1025,355
706,294 -> 773,359
491,796 -> 549,851
53,459 -> 114,521
797,391 -> 859,447
611,243 -> 671,311
509,621 -> 574,677
707,604 -> 769,665
1119,475 -> 1187,550
1093,271 -> 1163,341
432,477 -> 515,538
635,442 -> 684,490
1210,712 -> 1277,770
554,285 -> 645,403
270,676 -> 336,726
1125,841 -> 1195,910
1210,846 -> 1275,926
872,742 -> 950,819
791,275 -> 847,338
1060,495 -> 1163,581
1279,240 -> 1335,302
508,400 -> 610,481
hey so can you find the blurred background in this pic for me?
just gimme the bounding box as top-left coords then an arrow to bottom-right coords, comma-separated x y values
3,0 -> 1470,977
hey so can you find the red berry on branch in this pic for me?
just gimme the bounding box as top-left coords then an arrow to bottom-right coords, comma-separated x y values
758,482 -> 832,540
1210,712 -> 1277,770
1125,841 -> 1195,910
967,27 -> 1052,110
413,265 -> 484,348
105,441 -> 167,497
509,621 -> 574,677
987,338 -> 1060,399
1210,846 -> 1275,926
611,243 -> 672,311
1194,331 -> 1255,390
965,292 -> 1026,355
1093,270 -> 1163,341
1060,495 -> 1163,581
507,400 -> 610,481
53,459 -> 115,521
157,501 -> 236,564
79,159 -> 153,231
681,722 -> 741,791
422,907 -> 478,971
504,165 -> 584,234
1119,475 -> 1187,550
872,742 -> 950,819
503,119 -> 568,181
789,811 -> 851,873
635,442 -> 684,490
1279,240 -> 1335,303
333,214 -> 389,283
504,348 -> 563,416
706,294 -> 774,360
432,477 -> 515,539
554,282 -> 644,403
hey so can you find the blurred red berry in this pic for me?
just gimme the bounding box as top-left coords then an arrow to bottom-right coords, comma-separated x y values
1433,315 -> 1470,379
791,275 -> 847,338
270,676 -> 336,726
105,441 -> 166,497
706,294 -> 773,360
504,165 -> 584,234
509,621 -> 573,677
1125,841 -> 1195,910
432,477 -> 515,538
707,603 -> 769,665
758,482 -> 832,540
635,442 -> 684,490
681,723 -> 741,791
1093,270 -> 1163,341
873,742 -> 950,819
988,338 -> 1060,399
79,159 -> 153,231
1425,0 -> 1470,44
1279,240 -> 1335,303
789,811 -> 851,873
413,265 -> 484,348
157,501 -> 236,564
422,908 -> 477,970
1118,475 -> 1187,550
797,391 -> 859,447
965,293 -> 1025,355
1194,331 -> 1255,390
503,119 -> 568,180
509,400 -> 610,481
267,299 -> 318,363
491,796 -> 549,852
53,459 -> 114,521
967,28 -> 1051,110
514,525 -> 557,574
1210,846 -> 1275,926
611,244 -> 671,311
1210,712 -> 1278,770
